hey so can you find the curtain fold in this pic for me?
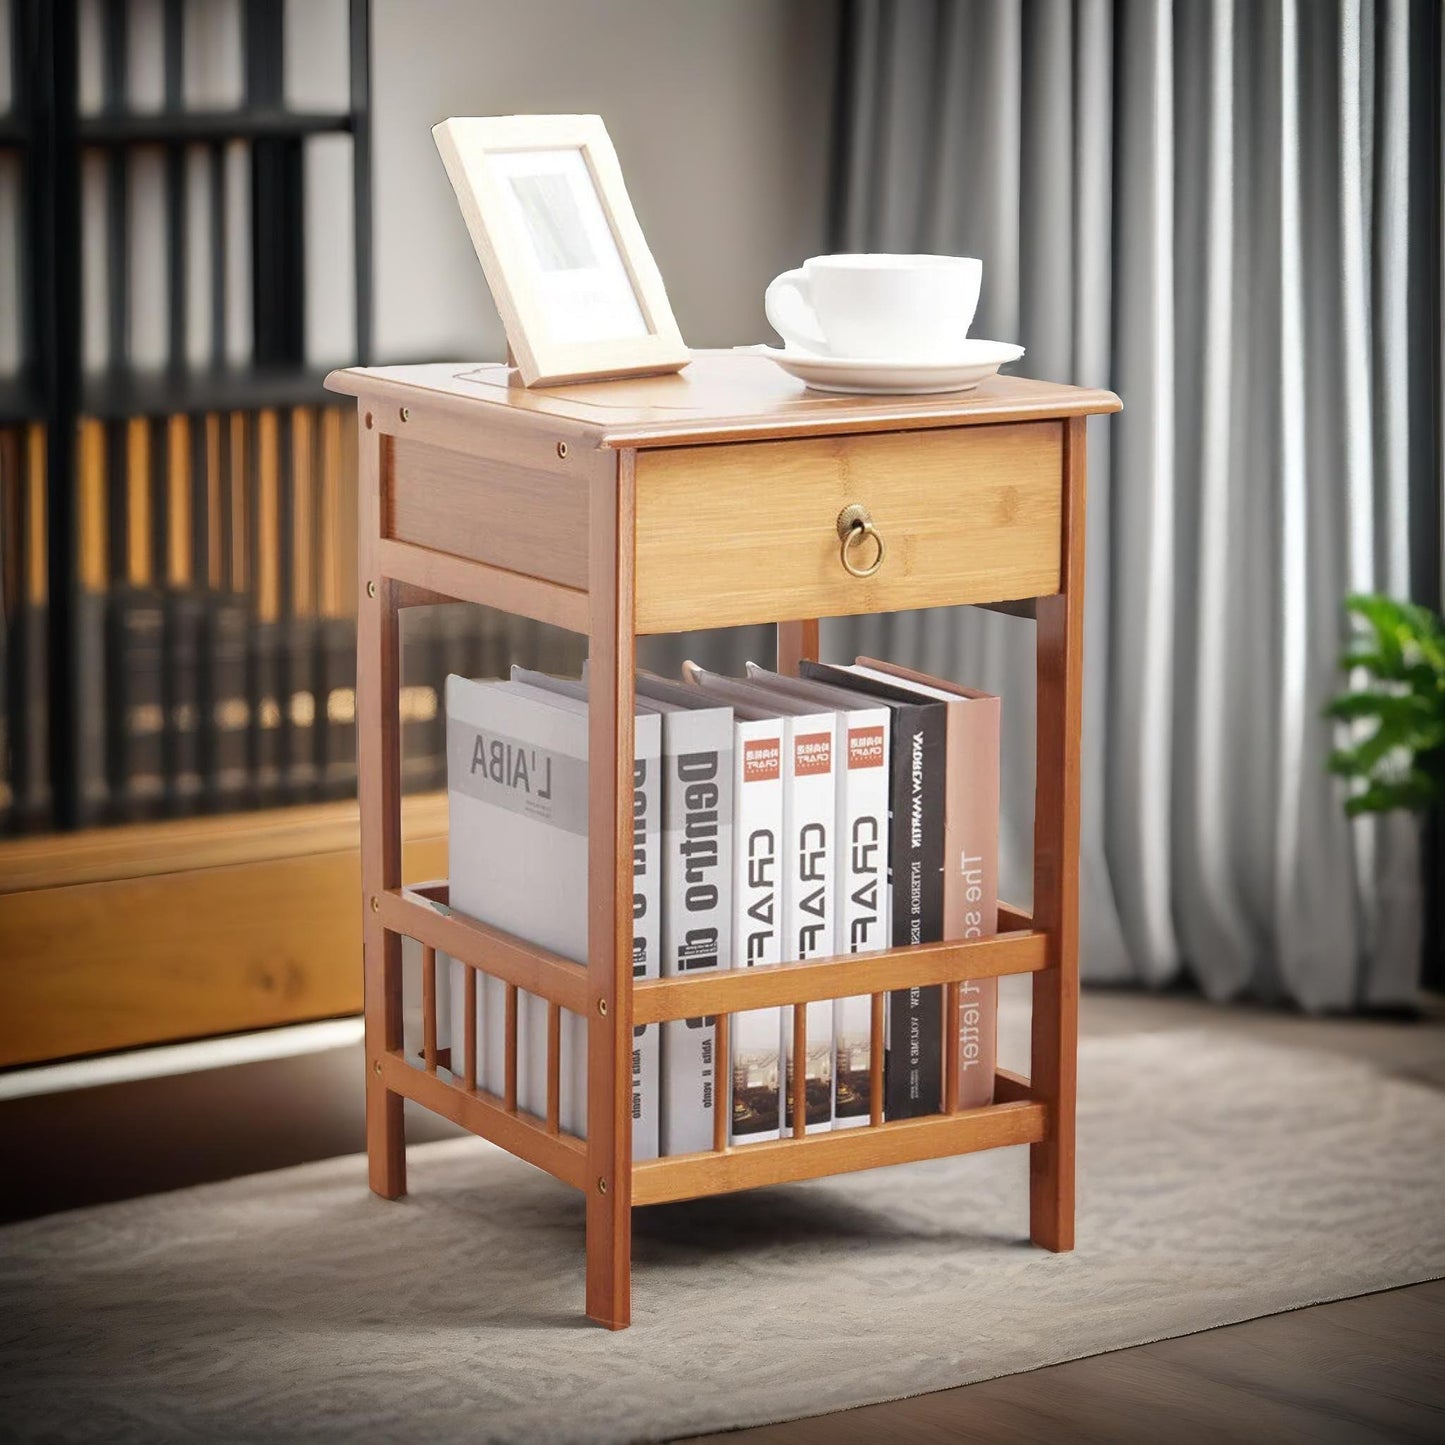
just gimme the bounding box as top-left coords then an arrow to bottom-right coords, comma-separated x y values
826,0 -> 1442,1009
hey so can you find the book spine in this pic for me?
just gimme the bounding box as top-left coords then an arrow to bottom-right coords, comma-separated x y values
783,715 -> 836,1135
885,703 -> 946,1117
400,607 -> 444,792
729,717 -> 785,1144
316,614 -> 357,800
659,711 -> 733,1155
248,616 -> 285,808
281,615 -> 320,803
627,714 -> 663,1159
163,587 -> 206,814
201,592 -> 252,813
106,588 -> 168,822
833,709 -> 890,1128
949,697 -> 1000,1109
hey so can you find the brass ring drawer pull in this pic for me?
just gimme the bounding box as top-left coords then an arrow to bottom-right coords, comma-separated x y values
836,504 -> 886,579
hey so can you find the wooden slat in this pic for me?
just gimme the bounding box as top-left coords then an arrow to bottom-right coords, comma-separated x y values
504,984 -> 519,1113
462,967 -> 477,1091
546,1002 -> 561,1134
376,889 -> 589,1014
776,619 -> 819,676
944,979 -> 961,1113
421,944 -> 437,1069
374,536 -> 587,635
869,994 -> 884,1127
998,901 -> 1033,933
712,1011 -> 729,1153
994,1068 -> 1032,1104
382,1054 -> 586,1190
634,932 -> 1045,1024
632,1100 -> 1048,1206
790,1004 -> 806,1138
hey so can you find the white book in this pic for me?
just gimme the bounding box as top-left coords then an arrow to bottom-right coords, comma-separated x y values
633,672 -> 734,1156
727,711 -> 786,1143
745,665 -> 890,1129
682,667 -> 836,1135
508,669 -> 662,1161
446,678 -> 589,1132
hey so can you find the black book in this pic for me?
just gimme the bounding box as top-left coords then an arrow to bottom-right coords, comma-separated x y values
106,587 -> 168,822
315,615 -> 357,801
200,590 -> 251,813
163,587 -> 206,814
248,617 -> 286,809
281,615 -> 320,802
799,660 -> 947,1119
74,588 -> 110,827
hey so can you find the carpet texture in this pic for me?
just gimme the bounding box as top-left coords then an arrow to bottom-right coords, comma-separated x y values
2,1026 -> 1443,1444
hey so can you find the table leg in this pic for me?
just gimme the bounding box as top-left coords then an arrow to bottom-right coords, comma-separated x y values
356,417 -> 405,1199
586,451 -> 636,1328
1030,416 -> 1085,1251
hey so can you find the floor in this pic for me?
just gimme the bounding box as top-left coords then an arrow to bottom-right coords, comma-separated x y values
692,990 -> 1445,1444
3,988 -> 1442,1441
689,1281 -> 1445,1444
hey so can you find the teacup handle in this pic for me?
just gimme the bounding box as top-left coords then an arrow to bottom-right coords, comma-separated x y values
765,268 -> 829,355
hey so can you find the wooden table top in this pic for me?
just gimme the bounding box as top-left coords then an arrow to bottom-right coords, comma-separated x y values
325,350 -> 1121,449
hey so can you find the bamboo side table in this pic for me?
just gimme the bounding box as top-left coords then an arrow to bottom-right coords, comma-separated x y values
326,352 -> 1120,1330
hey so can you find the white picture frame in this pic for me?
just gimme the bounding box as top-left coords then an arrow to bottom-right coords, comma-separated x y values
433,114 -> 691,388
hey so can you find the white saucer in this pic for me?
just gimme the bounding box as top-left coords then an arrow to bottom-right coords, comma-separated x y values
737,340 -> 1025,395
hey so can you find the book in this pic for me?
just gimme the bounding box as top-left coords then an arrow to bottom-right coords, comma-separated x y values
681,666 -> 836,1135
447,678 -> 587,1129
798,660 -> 946,1120
639,671 -> 786,1145
508,668 -> 662,1161
854,660 -> 1001,1110
632,671 -> 734,1155
744,664 -> 891,1129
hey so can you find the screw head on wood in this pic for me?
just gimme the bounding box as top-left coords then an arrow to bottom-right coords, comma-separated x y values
399,406 -> 410,422
597,1177 -> 608,1195
373,1060 -> 381,1076
596,998 -> 608,1016
556,441 -> 568,459
370,895 -> 380,912
367,580 -> 377,599
364,411 -> 373,429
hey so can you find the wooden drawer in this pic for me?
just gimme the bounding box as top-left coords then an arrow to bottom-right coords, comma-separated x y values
631,421 -> 1064,633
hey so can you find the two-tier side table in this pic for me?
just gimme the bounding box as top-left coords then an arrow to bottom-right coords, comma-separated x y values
325,351 -> 1121,1329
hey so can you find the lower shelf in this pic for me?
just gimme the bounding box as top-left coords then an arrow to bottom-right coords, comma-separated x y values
383,1049 -> 1044,1206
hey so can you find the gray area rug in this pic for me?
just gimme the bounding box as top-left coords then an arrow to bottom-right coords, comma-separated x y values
3,1026 -> 1443,1444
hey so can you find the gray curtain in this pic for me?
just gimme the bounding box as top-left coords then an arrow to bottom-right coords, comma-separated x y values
826,0 -> 1442,1009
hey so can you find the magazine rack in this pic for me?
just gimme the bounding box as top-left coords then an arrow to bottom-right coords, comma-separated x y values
326,352 -> 1120,1329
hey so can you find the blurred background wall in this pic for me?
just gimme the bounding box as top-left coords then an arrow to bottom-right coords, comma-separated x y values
370,0 -> 836,360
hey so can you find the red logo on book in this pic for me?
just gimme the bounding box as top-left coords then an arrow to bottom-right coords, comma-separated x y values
793,731 -> 832,776
743,737 -> 781,783
848,726 -> 885,770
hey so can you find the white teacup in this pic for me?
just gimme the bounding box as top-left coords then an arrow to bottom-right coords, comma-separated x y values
765,253 -> 982,360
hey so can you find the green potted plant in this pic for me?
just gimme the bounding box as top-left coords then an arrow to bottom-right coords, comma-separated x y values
1327,593 -> 1444,993
1327,594 -> 1445,814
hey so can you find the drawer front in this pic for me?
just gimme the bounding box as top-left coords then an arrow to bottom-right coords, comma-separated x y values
632,422 -> 1063,633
